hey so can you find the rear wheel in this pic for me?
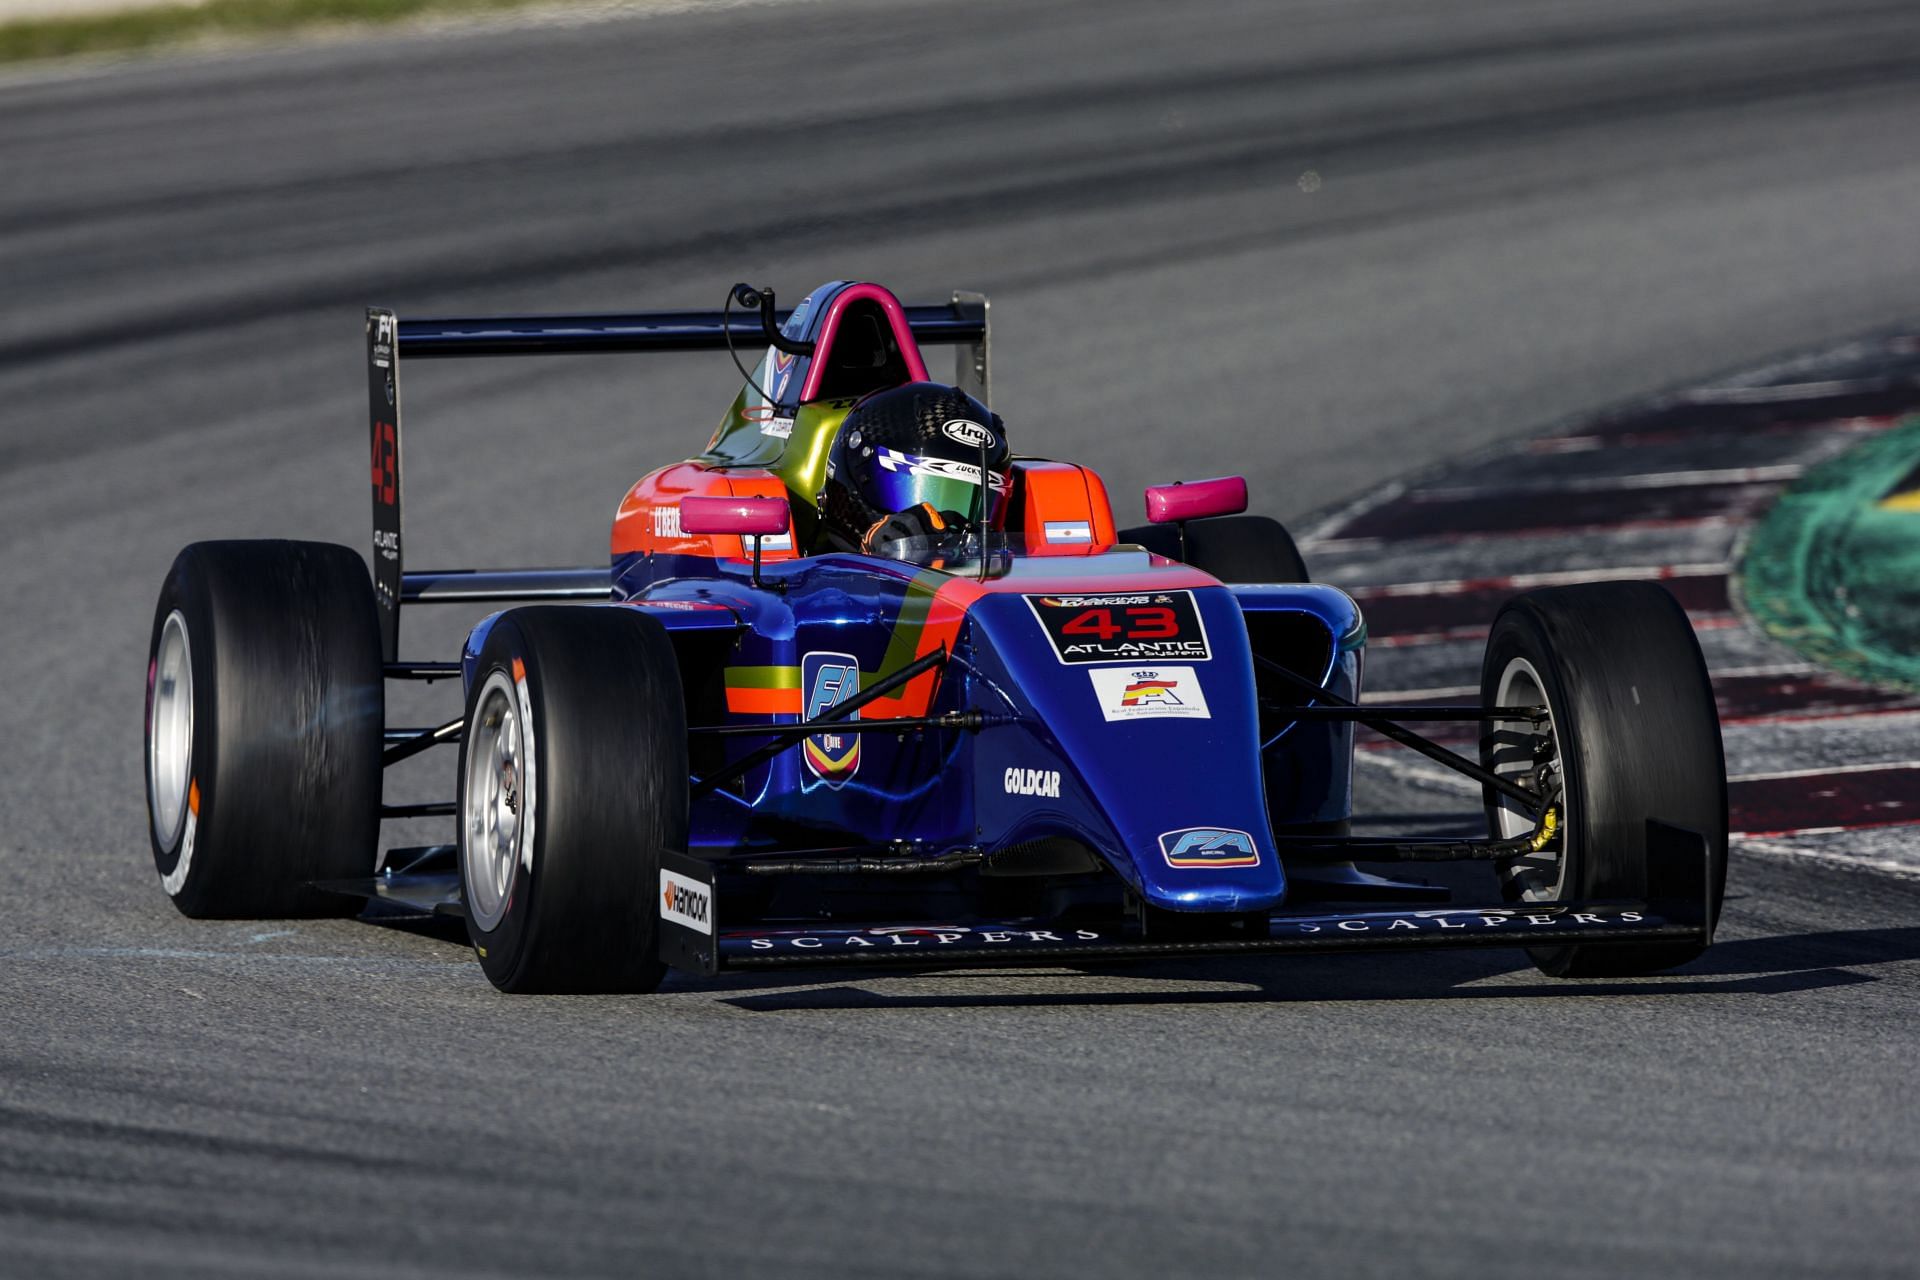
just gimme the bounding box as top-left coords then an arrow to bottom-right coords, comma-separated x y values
1479,582 -> 1727,976
458,606 -> 688,994
144,540 -> 383,917
1117,514 -> 1308,583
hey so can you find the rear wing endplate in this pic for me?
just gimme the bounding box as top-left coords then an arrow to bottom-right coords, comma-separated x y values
364,294 -> 990,661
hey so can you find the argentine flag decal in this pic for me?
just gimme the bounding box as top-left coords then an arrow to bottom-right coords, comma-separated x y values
1043,520 -> 1093,544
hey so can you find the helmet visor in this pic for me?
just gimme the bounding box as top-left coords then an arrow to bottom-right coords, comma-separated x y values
866,447 -> 1009,525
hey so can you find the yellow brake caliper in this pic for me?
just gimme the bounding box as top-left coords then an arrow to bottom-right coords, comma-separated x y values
1530,804 -> 1560,852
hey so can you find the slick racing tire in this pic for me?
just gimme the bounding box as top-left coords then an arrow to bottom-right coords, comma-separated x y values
1117,515 -> 1309,583
144,541 -> 383,918
1478,582 -> 1727,978
458,606 -> 688,994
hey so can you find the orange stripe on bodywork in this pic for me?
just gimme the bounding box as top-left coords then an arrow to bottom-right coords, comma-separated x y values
861,571 -> 990,720
858,557 -> 1218,718
725,686 -> 804,715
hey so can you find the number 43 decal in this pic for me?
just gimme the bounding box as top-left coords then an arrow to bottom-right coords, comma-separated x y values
1059,605 -> 1179,641
370,420 -> 397,506
1026,591 -> 1211,664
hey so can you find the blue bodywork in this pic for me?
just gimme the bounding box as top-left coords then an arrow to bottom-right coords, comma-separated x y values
466,542 -> 1366,915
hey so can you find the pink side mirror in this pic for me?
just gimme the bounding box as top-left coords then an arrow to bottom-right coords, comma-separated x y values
1144,475 -> 1248,524
680,495 -> 790,538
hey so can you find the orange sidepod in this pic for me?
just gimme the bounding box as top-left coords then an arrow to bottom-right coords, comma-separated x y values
1009,460 -> 1119,555
612,463 -> 798,562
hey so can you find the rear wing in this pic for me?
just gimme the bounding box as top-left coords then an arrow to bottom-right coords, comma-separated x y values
365,293 -> 990,662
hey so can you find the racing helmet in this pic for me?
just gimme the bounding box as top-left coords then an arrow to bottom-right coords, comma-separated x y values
817,382 -> 1011,552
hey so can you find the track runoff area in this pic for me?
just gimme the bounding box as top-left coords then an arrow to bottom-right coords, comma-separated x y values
1301,330 -> 1920,880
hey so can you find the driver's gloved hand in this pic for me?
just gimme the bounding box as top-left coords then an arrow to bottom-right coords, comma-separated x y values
862,502 -> 965,558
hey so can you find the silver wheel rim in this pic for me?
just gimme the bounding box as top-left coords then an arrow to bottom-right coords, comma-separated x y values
1490,657 -> 1567,902
462,672 -> 525,933
148,610 -> 194,851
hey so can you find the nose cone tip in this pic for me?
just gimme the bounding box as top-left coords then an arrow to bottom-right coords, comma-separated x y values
1137,875 -> 1285,914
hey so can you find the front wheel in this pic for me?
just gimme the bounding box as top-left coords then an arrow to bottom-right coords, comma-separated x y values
458,606 -> 689,994
1479,582 -> 1727,977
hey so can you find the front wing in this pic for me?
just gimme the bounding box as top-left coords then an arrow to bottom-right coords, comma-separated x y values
656,823 -> 1713,977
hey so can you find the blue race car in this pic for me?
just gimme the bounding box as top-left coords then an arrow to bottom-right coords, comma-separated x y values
142,281 -> 1727,992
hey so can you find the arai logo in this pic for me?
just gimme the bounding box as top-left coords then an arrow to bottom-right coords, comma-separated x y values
942,418 -> 993,449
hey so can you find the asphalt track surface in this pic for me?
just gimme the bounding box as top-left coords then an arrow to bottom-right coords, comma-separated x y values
5,0 -> 1920,1274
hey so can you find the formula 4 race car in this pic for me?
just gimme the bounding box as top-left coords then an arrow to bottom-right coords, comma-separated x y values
142,281 -> 1727,992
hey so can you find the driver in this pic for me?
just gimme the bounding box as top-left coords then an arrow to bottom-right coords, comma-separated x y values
815,382 -> 1011,558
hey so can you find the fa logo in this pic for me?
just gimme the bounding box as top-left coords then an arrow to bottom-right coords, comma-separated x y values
1159,827 -> 1260,869
802,652 -> 861,784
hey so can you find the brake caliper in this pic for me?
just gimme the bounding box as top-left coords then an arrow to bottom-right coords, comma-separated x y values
1530,804 -> 1560,852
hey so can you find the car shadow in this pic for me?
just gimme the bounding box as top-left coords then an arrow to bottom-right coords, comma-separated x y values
708,925 -> 1920,1012
716,967 -> 1873,1012
706,951 -> 1889,1013
1670,924 -> 1920,976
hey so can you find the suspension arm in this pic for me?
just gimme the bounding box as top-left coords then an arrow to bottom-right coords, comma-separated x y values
1254,655 -> 1545,813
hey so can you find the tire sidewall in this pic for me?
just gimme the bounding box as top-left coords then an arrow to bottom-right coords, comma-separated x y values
1481,609 -> 1589,975
143,540 -> 383,918
459,618 -> 542,989
146,551 -> 220,912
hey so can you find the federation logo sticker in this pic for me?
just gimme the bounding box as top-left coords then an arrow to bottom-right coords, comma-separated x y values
802,651 -> 861,784
1159,827 -> 1260,869
1086,666 -> 1210,721
1030,591 -> 1209,664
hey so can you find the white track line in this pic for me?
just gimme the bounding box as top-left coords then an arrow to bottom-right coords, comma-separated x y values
1353,751 -> 1478,796
1354,662 -> 1823,706
1360,684 -> 1478,703
1302,516 -> 1744,555
1530,416 -> 1894,454
1680,380 -> 1888,404
1733,835 -> 1920,880
1347,562 -> 1725,599
1729,758 -> 1920,785
1416,465 -> 1803,500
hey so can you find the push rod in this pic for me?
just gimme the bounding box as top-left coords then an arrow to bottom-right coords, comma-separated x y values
687,711 -> 987,738
1270,832 -> 1541,863
382,718 -> 464,768
384,661 -> 461,681
739,850 -> 985,876
1254,655 -> 1544,813
1280,703 -> 1545,722
381,801 -> 457,819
